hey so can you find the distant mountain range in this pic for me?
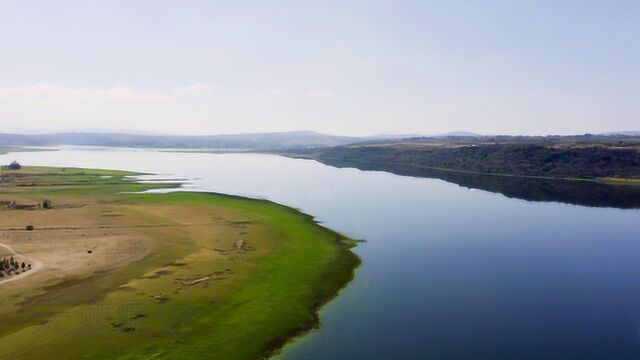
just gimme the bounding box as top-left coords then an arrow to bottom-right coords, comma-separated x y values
0,131 -> 407,150
1,130 -> 637,151
603,131 -> 640,136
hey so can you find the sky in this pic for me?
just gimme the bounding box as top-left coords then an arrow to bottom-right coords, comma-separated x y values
0,0 -> 638,136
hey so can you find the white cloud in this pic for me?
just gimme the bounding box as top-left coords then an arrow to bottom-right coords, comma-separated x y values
174,83 -> 213,93
263,89 -> 284,96
355,59 -> 371,70
0,83 -> 350,135
0,83 -> 336,135
1,83 -> 64,94
0,84 -> 187,132
307,90 -> 335,98
1,83 -> 170,103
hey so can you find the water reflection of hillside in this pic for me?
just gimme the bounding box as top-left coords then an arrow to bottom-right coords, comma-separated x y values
320,159 -> 640,209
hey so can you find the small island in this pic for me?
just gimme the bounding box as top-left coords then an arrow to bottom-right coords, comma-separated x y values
0,166 -> 360,359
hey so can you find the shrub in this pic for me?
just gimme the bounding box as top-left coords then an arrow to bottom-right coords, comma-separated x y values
7,161 -> 21,170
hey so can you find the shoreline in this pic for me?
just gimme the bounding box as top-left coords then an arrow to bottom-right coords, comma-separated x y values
315,157 -> 640,185
0,166 -> 361,359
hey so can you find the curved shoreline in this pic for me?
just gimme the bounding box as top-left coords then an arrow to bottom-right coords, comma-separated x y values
0,166 -> 361,359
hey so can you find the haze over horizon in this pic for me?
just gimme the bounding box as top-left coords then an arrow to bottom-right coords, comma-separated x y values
3,128 -> 640,139
1,1 -> 639,136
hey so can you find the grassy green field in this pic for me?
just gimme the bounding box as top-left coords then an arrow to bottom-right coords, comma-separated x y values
0,167 -> 360,359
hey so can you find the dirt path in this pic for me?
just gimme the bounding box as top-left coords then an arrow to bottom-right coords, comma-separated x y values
0,242 -> 43,286
0,222 -> 216,232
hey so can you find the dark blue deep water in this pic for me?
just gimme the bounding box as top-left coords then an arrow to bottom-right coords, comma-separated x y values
3,148 -> 640,359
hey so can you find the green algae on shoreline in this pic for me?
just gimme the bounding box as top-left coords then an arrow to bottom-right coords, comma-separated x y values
0,167 -> 360,359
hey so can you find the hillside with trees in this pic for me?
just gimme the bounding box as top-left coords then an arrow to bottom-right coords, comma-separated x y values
315,136 -> 640,180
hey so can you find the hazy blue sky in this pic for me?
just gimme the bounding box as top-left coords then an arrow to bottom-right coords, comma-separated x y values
0,1 -> 638,135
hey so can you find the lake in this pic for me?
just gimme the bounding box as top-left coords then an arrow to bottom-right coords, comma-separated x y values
2,147 -> 640,359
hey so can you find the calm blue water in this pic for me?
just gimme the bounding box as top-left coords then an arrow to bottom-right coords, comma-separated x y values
2,148 -> 640,359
